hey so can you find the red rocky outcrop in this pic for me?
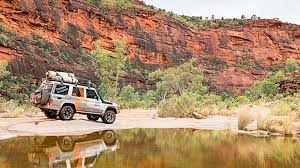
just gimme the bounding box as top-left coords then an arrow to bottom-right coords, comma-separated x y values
0,0 -> 300,94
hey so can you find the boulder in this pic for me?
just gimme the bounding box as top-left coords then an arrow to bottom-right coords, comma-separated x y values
193,112 -> 207,119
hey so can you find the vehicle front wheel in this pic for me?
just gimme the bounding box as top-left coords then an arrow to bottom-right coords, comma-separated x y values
44,110 -> 57,119
102,110 -> 116,124
59,106 -> 75,120
87,114 -> 100,121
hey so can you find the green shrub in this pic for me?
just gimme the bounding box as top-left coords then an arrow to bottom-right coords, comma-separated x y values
158,92 -> 197,118
35,36 -> 49,56
268,70 -> 285,83
48,0 -> 56,5
238,19 -> 244,25
141,90 -> 157,108
0,22 -> 5,31
0,74 -> 38,103
247,80 -> 279,100
284,58 -> 298,73
0,33 -> 8,45
150,59 -> 207,100
218,20 -> 225,27
234,96 -> 250,105
59,50 -> 70,61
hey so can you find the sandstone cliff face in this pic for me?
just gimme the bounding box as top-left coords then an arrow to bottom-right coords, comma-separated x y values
0,0 -> 300,94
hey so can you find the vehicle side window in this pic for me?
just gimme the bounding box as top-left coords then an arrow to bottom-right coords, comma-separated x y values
72,87 -> 85,97
54,84 -> 69,95
86,89 -> 98,100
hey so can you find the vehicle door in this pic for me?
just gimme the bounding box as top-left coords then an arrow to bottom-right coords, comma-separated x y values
52,84 -> 70,108
85,88 -> 104,114
71,86 -> 88,112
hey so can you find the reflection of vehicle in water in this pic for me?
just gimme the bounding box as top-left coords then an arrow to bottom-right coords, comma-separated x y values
28,130 -> 119,168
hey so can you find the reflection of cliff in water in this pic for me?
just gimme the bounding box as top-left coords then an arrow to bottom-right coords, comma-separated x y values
0,130 -> 119,168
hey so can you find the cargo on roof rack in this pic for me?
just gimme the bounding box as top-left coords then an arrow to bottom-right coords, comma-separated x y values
45,71 -> 94,87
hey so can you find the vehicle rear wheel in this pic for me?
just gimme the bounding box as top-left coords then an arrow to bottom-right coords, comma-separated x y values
58,136 -> 75,152
102,110 -> 116,124
59,105 -> 75,120
101,130 -> 117,145
87,114 -> 100,121
44,110 -> 57,119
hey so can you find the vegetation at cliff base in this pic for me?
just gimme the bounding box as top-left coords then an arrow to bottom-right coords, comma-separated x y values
0,61 -> 41,117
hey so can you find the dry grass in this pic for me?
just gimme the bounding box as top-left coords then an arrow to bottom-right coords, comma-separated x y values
0,98 -> 41,118
236,105 -> 255,130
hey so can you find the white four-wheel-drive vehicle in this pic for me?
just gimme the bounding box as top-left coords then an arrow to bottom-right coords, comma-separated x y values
31,71 -> 119,124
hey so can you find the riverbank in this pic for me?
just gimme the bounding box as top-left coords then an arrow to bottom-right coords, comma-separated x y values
0,109 -> 238,140
1,109 -> 300,140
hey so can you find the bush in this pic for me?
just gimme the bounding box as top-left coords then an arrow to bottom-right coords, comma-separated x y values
158,92 -> 197,118
284,58 -> 298,73
0,98 -> 41,118
59,50 -> 70,61
0,33 -> 8,46
0,60 -> 10,78
247,80 -> 279,100
35,36 -> 50,56
150,59 -> 207,100
141,90 -> 156,108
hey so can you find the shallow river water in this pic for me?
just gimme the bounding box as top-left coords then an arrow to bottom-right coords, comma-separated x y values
0,129 -> 299,168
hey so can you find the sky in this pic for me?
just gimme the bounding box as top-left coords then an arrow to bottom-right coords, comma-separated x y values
143,0 -> 300,24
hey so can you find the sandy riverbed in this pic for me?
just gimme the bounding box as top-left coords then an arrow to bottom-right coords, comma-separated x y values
0,109 -> 237,140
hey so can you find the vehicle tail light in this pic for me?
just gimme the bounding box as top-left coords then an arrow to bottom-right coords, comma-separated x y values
49,97 -> 53,105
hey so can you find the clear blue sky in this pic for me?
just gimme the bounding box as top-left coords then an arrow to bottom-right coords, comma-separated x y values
143,0 -> 300,24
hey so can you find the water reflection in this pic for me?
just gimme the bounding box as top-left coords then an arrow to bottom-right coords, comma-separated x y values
0,129 -> 300,168
0,130 -> 119,168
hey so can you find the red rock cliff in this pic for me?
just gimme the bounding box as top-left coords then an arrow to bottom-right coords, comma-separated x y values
0,0 -> 300,94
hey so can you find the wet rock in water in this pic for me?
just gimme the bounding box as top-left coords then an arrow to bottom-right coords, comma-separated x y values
193,112 -> 207,119
248,130 -> 269,137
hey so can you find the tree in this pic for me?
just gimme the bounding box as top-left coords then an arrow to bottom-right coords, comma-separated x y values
115,0 -> 129,11
241,14 -> 245,20
150,59 -> 207,100
91,40 -> 127,99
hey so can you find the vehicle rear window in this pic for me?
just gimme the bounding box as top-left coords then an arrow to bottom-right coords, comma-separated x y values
54,84 -> 69,95
46,84 -> 53,93
86,89 -> 98,100
39,84 -> 53,93
72,87 -> 84,97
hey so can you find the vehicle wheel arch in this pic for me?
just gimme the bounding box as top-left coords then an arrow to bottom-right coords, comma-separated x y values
60,103 -> 76,112
105,107 -> 117,114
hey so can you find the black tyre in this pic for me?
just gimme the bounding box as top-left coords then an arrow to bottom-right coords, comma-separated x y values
101,130 -> 117,145
58,136 -> 75,152
87,114 -> 100,121
59,105 -> 75,120
102,110 -> 116,124
44,110 -> 57,119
